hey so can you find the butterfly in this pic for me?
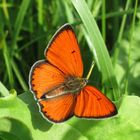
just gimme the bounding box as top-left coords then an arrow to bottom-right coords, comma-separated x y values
29,24 -> 117,123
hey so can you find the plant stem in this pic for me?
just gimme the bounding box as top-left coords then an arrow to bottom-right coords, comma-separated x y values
112,0 -> 131,66
102,0 -> 106,41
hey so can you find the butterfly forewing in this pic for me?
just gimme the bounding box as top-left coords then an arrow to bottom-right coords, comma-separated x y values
45,24 -> 83,77
29,61 -> 66,99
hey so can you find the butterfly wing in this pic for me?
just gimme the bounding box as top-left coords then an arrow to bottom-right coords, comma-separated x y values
39,94 -> 76,123
29,24 -> 83,98
74,86 -> 117,118
29,60 -> 65,99
45,24 -> 83,77
29,24 -> 86,123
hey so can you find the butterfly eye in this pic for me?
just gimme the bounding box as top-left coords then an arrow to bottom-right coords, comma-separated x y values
71,77 -> 75,81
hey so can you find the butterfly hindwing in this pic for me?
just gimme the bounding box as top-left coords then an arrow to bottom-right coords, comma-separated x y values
39,94 -> 76,123
74,86 -> 117,118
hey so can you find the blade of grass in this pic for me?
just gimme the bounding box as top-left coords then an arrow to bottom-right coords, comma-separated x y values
117,0 -> 131,43
0,14 -> 14,88
112,0 -> 131,66
111,1 -> 119,43
36,0 -> 43,25
71,0 -> 120,100
2,39 -> 14,88
12,0 -> 31,48
95,8 -> 140,20
101,0 -> 106,41
125,0 -> 138,94
1,0 -> 12,34
15,33 -> 47,53
64,0 -> 74,23
72,7 -> 140,27
0,81 -> 9,96
91,0 -> 102,17
1,0 -> 10,21
11,59 -> 28,91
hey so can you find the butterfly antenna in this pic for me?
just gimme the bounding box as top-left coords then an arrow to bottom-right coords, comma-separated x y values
86,61 -> 95,80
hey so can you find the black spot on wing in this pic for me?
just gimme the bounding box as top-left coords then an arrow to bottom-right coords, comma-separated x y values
71,50 -> 76,54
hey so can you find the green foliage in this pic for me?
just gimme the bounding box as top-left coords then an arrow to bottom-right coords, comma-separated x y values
0,0 -> 140,139
0,91 -> 140,140
114,22 -> 140,96
0,90 -> 52,140
71,0 -> 119,100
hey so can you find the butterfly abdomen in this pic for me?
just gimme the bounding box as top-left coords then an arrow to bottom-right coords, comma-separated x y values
40,77 -> 88,99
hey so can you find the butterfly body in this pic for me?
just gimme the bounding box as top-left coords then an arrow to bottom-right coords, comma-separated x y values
63,77 -> 88,93
29,24 -> 117,123
39,77 -> 87,100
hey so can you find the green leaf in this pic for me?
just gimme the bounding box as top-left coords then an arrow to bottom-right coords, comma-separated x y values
47,123 -> 88,140
0,91 -> 52,140
0,118 -> 32,140
67,95 -> 140,140
1,90 -> 140,139
0,131 -> 20,140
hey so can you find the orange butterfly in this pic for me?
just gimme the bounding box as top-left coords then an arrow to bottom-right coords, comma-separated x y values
29,24 -> 117,123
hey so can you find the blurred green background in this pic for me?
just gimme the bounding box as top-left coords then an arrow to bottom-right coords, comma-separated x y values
0,0 -> 140,97
0,0 -> 140,140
